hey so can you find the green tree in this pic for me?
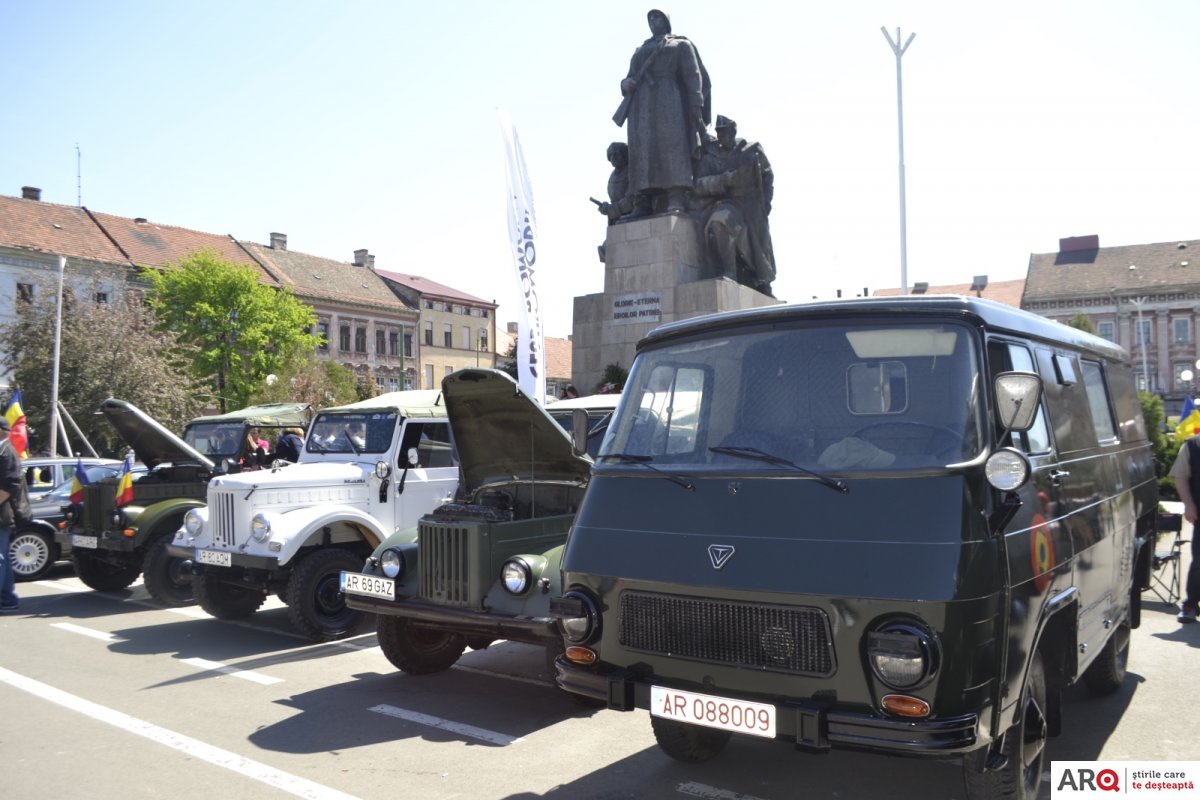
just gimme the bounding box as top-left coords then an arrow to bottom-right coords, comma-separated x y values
0,275 -> 201,456
250,352 -> 361,410
1066,313 -> 1097,334
143,249 -> 319,413
497,338 -> 519,381
598,362 -> 628,393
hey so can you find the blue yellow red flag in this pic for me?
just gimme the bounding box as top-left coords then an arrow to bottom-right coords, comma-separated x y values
3,388 -> 29,457
1177,395 -> 1200,442
115,457 -> 134,506
70,458 -> 89,504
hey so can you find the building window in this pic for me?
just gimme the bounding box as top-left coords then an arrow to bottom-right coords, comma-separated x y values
479,328 -> 488,352
355,326 -> 367,353
389,376 -> 400,392
424,364 -> 434,389
445,366 -> 454,378
1175,363 -> 1194,391
1174,318 -> 1190,345
404,332 -> 413,357
462,326 -> 471,349
1097,321 -> 1114,342
424,321 -> 433,346
317,321 -> 329,351
339,324 -> 351,352
376,376 -> 385,391
376,329 -> 386,355
1136,320 -> 1152,346
388,331 -> 399,356
94,291 -> 108,304
480,309 -> 489,319
16,283 -> 33,304
425,299 -> 434,310
443,323 -> 452,348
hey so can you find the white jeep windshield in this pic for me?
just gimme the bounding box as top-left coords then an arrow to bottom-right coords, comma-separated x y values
306,411 -> 398,455
598,321 -> 984,472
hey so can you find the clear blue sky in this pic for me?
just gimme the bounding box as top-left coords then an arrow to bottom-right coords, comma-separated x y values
4,1 -> 1199,338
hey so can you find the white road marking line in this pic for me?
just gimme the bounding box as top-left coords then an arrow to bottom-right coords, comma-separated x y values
676,781 -> 772,800
180,657 -> 283,685
0,667 -> 360,800
52,622 -> 121,641
368,703 -> 523,746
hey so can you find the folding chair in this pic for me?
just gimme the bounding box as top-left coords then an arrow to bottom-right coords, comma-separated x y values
1149,512 -> 1187,606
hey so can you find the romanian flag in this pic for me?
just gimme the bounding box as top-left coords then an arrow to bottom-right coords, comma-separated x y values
114,457 -> 134,507
3,388 -> 29,457
69,458 -> 89,504
1177,395 -> 1200,442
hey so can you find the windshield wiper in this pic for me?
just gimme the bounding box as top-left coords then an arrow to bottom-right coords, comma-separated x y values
599,453 -> 694,491
709,446 -> 849,494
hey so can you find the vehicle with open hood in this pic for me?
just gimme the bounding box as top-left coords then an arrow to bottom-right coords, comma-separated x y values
59,399 -> 310,605
169,390 -> 458,641
551,296 -> 1159,800
341,368 -> 597,675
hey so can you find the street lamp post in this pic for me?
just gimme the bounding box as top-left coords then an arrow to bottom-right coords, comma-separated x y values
882,26 -> 915,296
48,256 -> 66,456
1130,296 -> 1150,391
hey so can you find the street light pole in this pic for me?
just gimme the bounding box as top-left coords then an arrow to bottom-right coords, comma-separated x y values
48,256 -> 66,456
882,26 -> 915,296
1131,296 -> 1150,391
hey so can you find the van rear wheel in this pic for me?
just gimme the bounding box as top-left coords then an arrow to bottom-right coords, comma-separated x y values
1083,622 -> 1129,695
377,616 -> 466,674
964,652 -> 1046,800
651,716 -> 732,763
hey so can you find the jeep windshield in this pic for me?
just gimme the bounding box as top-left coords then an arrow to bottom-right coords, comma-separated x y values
306,411 -> 397,455
186,422 -> 249,459
597,320 -> 985,473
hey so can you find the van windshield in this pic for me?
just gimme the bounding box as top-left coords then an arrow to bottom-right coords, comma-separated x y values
598,320 -> 985,472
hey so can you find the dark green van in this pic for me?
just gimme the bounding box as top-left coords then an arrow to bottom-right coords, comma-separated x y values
552,296 -> 1158,800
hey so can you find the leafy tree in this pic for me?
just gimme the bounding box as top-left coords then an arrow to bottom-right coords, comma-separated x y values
598,362 -> 628,394
0,275 -> 201,456
497,338 -> 519,381
249,352 -> 360,410
143,249 -> 319,413
1066,313 -> 1097,334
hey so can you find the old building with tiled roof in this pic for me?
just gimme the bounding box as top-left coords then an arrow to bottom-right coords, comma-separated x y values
89,210 -> 266,279
873,276 -> 1026,308
241,236 -> 420,391
1024,235 -> 1200,400
499,323 -> 574,397
375,270 -> 497,390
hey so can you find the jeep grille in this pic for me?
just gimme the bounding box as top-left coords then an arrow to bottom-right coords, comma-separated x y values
211,491 -> 237,548
618,591 -> 836,676
418,522 -> 472,606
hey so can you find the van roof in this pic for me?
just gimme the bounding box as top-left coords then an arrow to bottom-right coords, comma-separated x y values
640,295 -> 1129,363
322,389 -> 448,418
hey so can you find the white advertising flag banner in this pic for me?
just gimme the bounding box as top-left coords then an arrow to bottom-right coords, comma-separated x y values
498,107 -> 546,405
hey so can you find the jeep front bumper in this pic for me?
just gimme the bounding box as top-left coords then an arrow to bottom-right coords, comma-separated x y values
346,593 -> 561,647
165,542 -> 280,571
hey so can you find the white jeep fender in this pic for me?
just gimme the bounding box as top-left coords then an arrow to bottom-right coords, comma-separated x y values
263,504 -> 391,567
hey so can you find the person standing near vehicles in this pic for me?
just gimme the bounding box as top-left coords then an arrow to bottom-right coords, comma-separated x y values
1169,434 -> 1200,622
0,417 -> 32,612
275,427 -> 305,463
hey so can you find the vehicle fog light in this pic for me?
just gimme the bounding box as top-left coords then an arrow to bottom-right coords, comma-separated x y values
250,514 -> 271,542
380,548 -> 405,579
502,558 -> 532,595
269,541 -> 282,552
184,509 -> 204,536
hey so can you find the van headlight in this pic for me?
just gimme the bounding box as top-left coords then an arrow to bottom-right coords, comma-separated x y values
552,590 -> 601,644
250,514 -> 272,542
867,622 -> 939,690
502,558 -> 533,595
184,509 -> 204,536
380,548 -> 405,579
985,447 -> 1030,491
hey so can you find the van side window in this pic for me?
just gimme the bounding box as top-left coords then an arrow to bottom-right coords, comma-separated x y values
989,341 -> 1051,454
1080,360 -> 1118,442
399,421 -> 457,468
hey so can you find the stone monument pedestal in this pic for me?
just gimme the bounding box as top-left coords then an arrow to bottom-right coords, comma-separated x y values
572,212 -> 779,393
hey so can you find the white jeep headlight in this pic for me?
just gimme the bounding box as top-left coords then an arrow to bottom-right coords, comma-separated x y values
250,514 -> 272,542
184,509 -> 204,537
380,548 -> 405,579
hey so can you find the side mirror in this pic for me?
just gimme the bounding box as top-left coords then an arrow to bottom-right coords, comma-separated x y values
407,448 -> 419,467
572,408 -> 589,456
994,371 -> 1042,433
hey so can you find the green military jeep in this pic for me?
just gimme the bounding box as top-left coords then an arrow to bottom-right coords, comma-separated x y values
60,399 -> 310,605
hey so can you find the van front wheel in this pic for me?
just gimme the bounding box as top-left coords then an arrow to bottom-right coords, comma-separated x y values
651,716 -> 732,763
964,652 -> 1047,800
1083,622 -> 1129,695
377,616 -> 466,674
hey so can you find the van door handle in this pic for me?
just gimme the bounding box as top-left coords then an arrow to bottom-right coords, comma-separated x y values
1050,469 -> 1070,487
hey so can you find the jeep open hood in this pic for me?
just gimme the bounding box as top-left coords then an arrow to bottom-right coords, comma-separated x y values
186,402 -> 311,428
442,369 -> 592,496
100,398 -> 215,471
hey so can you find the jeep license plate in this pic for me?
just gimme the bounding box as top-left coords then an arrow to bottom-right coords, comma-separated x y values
340,571 -> 394,601
71,534 -> 98,549
195,548 -> 232,568
650,685 -> 776,739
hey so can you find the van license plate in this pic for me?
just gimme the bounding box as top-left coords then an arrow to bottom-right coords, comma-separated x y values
340,571 -> 394,601
71,534 -> 98,549
650,686 -> 776,739
195,548 -> 231,567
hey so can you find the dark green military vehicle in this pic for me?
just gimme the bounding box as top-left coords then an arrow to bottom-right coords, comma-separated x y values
552,296 -> 1159,800
60,399 -> 310,605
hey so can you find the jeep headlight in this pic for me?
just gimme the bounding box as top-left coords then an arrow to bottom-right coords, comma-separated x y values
110,509 -> 125,529
867,622 -> 939,690
183,509 -> 204,537
250,514 -> 272,542
380,548 -> 405,579
502,558 -> 533,595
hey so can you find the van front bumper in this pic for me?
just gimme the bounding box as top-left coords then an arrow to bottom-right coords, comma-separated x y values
555,658 -> 980,755
347,594 -> 561,647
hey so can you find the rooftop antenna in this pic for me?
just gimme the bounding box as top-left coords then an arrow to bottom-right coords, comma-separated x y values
76,143 -> 82,207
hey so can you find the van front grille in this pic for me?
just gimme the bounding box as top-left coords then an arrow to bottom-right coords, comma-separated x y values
618,591 -> 836,676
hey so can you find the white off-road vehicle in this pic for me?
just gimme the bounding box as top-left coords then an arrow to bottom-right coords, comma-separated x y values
168,390 -> 458,641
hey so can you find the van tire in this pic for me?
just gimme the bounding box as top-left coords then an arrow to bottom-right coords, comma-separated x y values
285,548 -> 363,642
377,616 -> 466,674
964,652 -> 1046,800
72,550 -> 141,592
194,573 -> 266,619
10,528 -> 56,582
1083,623 -> 1129,695
651,716 -> 732,763
142,535 -> 194,607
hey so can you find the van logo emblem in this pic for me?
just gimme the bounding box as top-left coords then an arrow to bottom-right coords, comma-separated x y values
708,545 -> 735,570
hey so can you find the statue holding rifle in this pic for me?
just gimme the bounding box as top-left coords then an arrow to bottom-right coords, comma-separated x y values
614,9 -> 710,217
